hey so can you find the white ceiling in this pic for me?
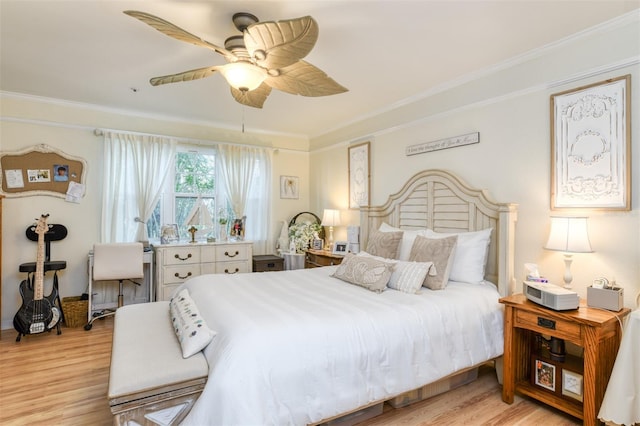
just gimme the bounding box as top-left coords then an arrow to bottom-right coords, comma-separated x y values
1,1 -> 638,140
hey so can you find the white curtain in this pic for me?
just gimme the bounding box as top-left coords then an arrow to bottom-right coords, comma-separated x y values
218,144 -> 272,254
102,131 -> 176,243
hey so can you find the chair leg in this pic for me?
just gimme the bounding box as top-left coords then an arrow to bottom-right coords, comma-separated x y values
85,280 -> 126,330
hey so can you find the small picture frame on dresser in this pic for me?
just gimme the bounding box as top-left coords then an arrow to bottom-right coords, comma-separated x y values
312,238 -> 323,250
332,241 -> 348,255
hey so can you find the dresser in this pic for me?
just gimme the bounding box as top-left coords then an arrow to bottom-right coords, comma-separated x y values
153,241 -> 253,301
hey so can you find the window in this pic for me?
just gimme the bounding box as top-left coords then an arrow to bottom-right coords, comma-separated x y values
147,147 -> 223,240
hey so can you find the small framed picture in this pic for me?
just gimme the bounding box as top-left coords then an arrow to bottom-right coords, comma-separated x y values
562,370 -> 583,402
311,238 -> 324,250
332,241 -> 348,255
534,359 -> 556,392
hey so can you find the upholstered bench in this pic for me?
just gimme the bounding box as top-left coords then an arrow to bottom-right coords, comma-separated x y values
108,301 -> 208,426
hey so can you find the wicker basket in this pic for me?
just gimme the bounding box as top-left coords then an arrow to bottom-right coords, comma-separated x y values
61,296 -> 88,328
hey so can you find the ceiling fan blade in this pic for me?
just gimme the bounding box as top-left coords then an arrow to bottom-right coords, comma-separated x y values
230,84 -> 272,108
265,61 -> 348,97
244,16 -> 318,70
149,66 -> 222,86
124,10 -> 235,59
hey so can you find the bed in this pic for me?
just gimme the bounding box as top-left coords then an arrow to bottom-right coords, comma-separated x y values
178,169 -> 518,425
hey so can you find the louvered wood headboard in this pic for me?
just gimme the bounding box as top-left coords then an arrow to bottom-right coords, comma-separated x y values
360,169 -> 518,296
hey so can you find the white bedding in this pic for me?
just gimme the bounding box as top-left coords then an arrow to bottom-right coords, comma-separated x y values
180,266 -> 504,426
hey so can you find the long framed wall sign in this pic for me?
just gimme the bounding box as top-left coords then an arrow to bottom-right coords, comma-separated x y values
550,75 -> 631,211
348,141 -> 370,209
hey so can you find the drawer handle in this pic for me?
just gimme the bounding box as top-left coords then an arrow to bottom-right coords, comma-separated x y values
174,271 -> 193,280
174,253 -> 193,261
224,250 -> 240,258
537,317 -> 556,330
224,268 -> 240,274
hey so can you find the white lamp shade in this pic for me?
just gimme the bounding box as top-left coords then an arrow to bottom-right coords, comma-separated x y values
544,217 -> 593,253
321,209 -> 341,227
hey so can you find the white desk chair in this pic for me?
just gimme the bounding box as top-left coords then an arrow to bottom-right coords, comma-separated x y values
84,242 -> 144,330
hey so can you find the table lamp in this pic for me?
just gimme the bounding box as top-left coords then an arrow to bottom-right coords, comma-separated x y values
544,216 -> 593,289
321,209 -> 341,251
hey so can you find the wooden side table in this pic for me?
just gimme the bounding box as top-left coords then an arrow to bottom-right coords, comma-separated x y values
305,249 -> 344,268
500,294 -> 630,425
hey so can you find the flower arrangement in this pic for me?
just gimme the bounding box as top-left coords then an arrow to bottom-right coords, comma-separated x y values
288,221 -> 322,253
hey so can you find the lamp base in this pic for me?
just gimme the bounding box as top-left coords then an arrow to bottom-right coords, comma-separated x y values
562,254 -> 574,289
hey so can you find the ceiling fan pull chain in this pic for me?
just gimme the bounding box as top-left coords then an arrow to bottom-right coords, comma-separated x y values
242,105 -> 245,133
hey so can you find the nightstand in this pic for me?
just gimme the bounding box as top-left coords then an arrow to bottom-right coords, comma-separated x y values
500,293 -> 630,425
305,249 -> 344,268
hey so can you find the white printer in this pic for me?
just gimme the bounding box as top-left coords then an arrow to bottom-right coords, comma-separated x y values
523,281 -> 579,311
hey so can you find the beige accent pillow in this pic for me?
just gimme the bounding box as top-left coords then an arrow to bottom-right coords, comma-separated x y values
366,229 -> 403,259
331,253 -> 395,293
409,235 -> 458,290
387,261 -> 436,294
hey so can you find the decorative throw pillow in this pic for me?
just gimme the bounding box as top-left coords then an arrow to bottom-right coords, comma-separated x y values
387,261 -> 436,294
424,228 -> 492,284
409,235 -> 457,290
357,251 -> 436,294
332,253 -> 395,293
170,289 -> 216,358
379,223 -> 429,261
366,229 -> 403,259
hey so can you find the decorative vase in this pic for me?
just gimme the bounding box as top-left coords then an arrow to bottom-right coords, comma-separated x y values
218,224 -> 228,242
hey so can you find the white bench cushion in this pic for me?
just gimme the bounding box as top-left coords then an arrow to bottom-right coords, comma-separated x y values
108,301 -> 208,399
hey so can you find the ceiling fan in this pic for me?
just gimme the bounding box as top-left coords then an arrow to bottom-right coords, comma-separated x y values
124,10 -> 348,108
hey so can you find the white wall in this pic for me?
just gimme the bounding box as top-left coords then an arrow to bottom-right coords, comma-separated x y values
310,15 -> 640,308
0,96 -> 310,329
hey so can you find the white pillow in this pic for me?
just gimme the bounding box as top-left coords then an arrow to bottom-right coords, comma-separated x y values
170,289 -> 216,358
358,251 -> 436,294
424,228 -> 492,284
378,222 -> 429,261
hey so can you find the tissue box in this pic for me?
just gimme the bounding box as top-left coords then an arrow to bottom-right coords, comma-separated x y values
587,286 -> 623,311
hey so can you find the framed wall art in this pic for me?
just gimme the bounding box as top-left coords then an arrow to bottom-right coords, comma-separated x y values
348,141 -> 370,209
280,175 -> 299,199
550,75 -> 631,211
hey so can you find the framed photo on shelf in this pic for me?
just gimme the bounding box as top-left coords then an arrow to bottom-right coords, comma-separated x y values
561,369 -> 584,402
348,141 -> 370,209
550,75 -> 631,211
534,359 -> 556,392
332,241 -> 348,255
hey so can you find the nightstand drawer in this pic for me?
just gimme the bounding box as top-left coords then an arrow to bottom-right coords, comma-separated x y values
515,309 -> 582,342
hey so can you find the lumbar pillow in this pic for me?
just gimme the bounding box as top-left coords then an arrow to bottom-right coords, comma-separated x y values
387,261 -> 436,294
378,223 -> 429,261
424,228 -> 492,284
366,229 -> 403,259
409,235 -> 457,290
332,253 -> 395,293
170,288 -> 216,358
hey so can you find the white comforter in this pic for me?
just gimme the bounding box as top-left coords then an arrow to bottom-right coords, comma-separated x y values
180,266 -> 504,426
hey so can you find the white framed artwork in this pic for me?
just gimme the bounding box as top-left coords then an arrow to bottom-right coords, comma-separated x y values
551,75 -> 631,211
348,141 -> 370,209
280,175 -> 299,199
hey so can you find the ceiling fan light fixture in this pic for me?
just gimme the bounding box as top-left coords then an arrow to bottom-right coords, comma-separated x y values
220,62 -> 267,91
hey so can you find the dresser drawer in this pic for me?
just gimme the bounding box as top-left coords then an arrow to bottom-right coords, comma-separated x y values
163,264 -> 201,284
162,247 -> 201,266
216,245 -> 250,262
215,261 -> 250,275
515,309 -> 582,342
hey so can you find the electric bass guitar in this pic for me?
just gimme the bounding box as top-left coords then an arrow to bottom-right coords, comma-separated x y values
13,214 -> 61,341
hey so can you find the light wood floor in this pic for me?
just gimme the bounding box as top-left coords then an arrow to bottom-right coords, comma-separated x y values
0,318 -> 581,426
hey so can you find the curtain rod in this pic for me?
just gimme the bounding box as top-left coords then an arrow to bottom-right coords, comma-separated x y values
94,127 -> 281,151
